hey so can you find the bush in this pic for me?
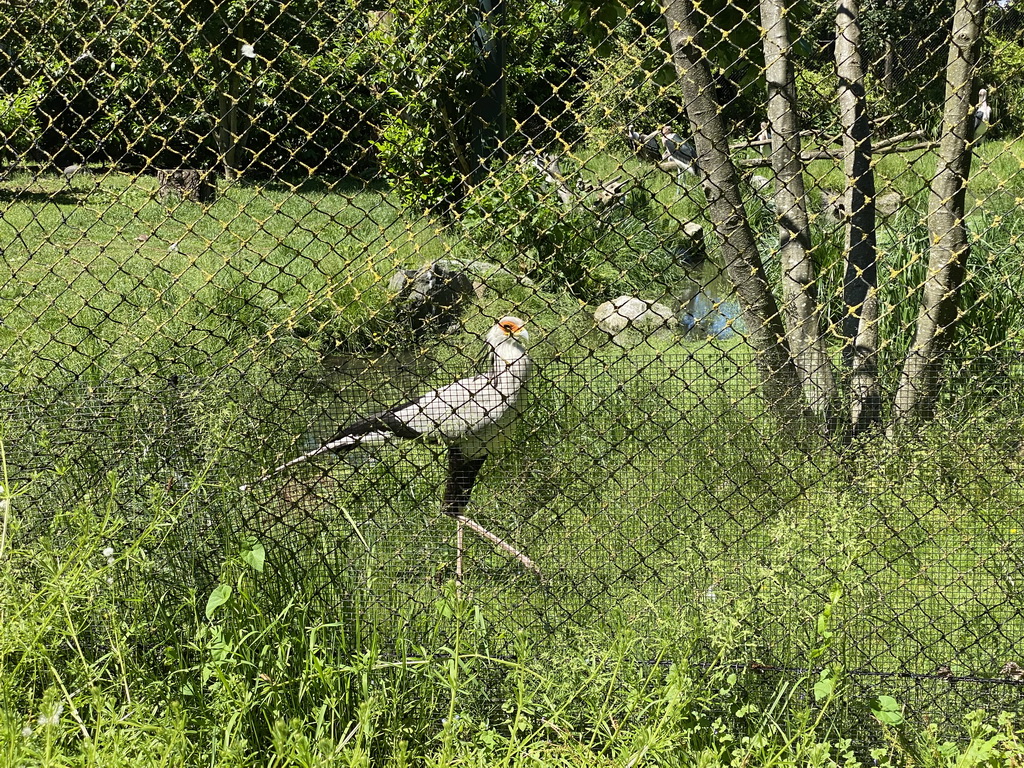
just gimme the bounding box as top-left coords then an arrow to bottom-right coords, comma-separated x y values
459,156 -> 694,302
982,35 -> 1024,139
0,78 -> 42,160
373,116 -> 466,215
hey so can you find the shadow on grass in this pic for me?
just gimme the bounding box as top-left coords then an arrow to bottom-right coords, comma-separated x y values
0,188 -> 81,205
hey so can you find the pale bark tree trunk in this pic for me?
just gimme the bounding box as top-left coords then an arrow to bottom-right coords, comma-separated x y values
850,288 -> 880,430
663,0 -> 810,428
892,0 -> 985,423
836,0 -> 882,433
760,0 -> 837,428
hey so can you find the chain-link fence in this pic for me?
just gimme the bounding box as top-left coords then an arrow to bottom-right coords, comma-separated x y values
4,0 -> 1024,747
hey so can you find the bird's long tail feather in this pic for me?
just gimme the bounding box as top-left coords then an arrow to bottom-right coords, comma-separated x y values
238,433 -> 372,491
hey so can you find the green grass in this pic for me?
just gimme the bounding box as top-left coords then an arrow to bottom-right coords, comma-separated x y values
0,172 -> 454,387
4,377 -> 1024,765
4,345 -> 1024,765
4,149 -> 1024,765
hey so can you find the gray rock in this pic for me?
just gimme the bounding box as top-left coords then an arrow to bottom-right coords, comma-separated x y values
389,261 -> 475,332
676,222 -> 706,266
595,296 -> 678,347
876,191 -> 902,217
388,269 -> 416,294
434,258 -> 535,298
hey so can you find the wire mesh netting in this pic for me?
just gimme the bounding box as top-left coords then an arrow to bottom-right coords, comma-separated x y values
4,0 -> 1024,747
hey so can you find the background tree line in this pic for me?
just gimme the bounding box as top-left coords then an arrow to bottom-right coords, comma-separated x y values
3,0 -> 1024,437
2,0 -> 1022,181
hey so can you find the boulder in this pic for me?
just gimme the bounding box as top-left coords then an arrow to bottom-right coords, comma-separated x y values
595,296 -> 678,347
389,261 -> 475,333
876,191 -> 902,217
675,222 -> 706,267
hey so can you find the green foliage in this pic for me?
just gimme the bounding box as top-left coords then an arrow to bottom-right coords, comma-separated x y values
578,34 -> 681,149
364,0 -> 484,213
809,201 -> 1024,404
4,0 -> 377,173
0,78 -> 42,159
460,157 -> 693,300
374,115 -> 465,214
871,695 -> 905,727
368,0 -> 589,213
982,35 -> 1024,138
4,343 -> 1024,763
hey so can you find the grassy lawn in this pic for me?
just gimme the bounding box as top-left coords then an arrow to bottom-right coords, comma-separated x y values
3,144 -> 1024,765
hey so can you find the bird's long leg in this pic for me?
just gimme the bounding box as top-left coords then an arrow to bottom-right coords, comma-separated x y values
442,447 -> 541,579
442,447 -> 487,584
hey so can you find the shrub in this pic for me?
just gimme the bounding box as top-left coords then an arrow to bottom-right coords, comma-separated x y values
459,157 -> 694,302
0,78 -> 42,160
982,34 -> 1024,139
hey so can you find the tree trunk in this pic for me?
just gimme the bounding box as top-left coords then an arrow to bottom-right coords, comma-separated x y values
761,0 -> 837,428
836,0 -> 882,433
850,288 -> 881,430
663,0 -> 810,428
469,0 -> 506,173
157,169 -> 215,203
892,0 -> 985,423
217,37 -> 253,181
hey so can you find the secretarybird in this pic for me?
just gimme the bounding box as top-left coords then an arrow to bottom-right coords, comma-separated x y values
240,316 -> 539,578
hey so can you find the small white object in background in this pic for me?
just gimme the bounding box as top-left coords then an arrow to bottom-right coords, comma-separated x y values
241,43 -> 256,59
658,125 -> 698,198
749,174 -> 771,192
757,119 -> 772,155
974,88 -> 992,139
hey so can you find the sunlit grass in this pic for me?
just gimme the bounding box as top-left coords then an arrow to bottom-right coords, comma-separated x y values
4,156 -> 1024,764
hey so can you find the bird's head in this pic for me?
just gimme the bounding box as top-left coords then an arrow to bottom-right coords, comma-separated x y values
487,316 -> 529,355
485,317 -> 531,376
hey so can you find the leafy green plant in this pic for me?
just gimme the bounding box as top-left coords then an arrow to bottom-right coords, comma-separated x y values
0,78 -> 42,160
982,35 -> 1024,138
459,157 -> 691,300
373,115 -> 465,215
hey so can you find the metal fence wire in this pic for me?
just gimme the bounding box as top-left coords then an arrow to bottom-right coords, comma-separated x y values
4,0 -> 1024,739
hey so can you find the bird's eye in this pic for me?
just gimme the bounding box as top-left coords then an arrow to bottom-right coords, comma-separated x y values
500,321 -> 519,334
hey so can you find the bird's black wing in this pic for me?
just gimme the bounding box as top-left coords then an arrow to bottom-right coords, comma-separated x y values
324,396 -> 426,447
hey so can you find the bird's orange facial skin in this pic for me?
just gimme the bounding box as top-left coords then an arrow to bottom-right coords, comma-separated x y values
499,319 -> 524,335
